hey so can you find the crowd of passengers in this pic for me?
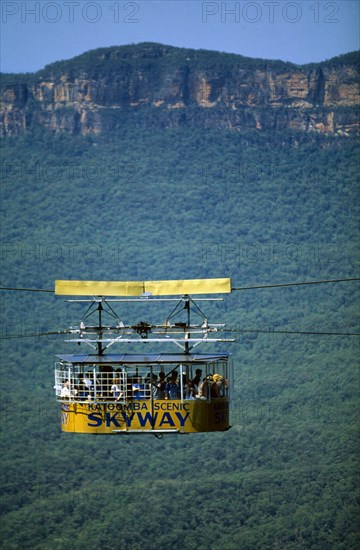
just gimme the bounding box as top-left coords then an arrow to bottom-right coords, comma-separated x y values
59,367 -> 228,401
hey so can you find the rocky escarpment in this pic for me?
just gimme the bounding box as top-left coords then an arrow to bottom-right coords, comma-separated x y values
1,43 -> 359,136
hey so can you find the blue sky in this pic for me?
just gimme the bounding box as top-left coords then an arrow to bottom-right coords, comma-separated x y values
1,0 -> 359,73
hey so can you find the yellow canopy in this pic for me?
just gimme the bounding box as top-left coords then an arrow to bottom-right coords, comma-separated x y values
55,278 -> 231,296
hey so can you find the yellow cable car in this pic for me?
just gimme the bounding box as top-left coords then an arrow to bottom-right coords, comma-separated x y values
54,278 -> 234,435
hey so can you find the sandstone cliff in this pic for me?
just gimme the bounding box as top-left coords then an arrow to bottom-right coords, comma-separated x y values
1,43 -> 359,136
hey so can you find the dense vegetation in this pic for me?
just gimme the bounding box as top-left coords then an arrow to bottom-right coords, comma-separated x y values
0,42 -> 302,83
0,121 -> 359,549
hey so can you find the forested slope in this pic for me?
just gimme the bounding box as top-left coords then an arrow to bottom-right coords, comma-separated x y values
0,123 -> 359,549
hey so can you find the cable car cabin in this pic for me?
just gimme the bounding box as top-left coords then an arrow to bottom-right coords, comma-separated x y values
53,277 -> 234,435
55,353 -> 232,434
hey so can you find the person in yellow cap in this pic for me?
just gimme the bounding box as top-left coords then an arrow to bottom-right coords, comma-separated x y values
211,373 -> 227,398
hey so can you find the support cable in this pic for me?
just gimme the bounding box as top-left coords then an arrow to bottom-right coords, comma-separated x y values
231,277 -> 360,292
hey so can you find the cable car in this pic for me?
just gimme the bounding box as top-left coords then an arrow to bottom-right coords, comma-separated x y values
54,278 -> 235,435
2,275 -> 357,435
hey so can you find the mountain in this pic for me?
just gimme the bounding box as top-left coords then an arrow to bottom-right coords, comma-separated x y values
1,43 -> 359,136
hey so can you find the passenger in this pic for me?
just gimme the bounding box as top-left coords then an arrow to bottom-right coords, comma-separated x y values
127,375 -> 135,399
60,379 -> 71,398
180,372 -> 193,399
164,371 -> 180,399
77,374 -> 87,400
198,374 -> 224,399
132,377 -> 146,399
151,374 -> 159,398
158,371 -> 166,399
197,374 -> 223,399
185,378 -> 196,399
210,376 -> 220,398
182,373 -> 187,397
212,373 -> 225,398
89,371 -> 99,398
84,372 -> 93,398
100,365 -> 113,398
197,375 -> 213,400
192,368 -> 202,395
111,377 -> 124,401
60,379 -> 77,399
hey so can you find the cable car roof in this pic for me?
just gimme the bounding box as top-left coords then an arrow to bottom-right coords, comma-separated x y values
56,353 -> 230,364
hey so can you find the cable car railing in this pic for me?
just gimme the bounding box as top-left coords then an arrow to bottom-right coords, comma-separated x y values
54,361 -> 231,404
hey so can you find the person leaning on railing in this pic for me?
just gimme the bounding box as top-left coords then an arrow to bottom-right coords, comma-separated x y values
60,379 -> 78,399
111,377 -> 124,401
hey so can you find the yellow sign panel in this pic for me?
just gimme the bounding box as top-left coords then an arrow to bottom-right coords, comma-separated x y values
55,278 -> 231,296
61,399 -> 230,434
55,280 -> 144,296
145,278 -> 231,296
